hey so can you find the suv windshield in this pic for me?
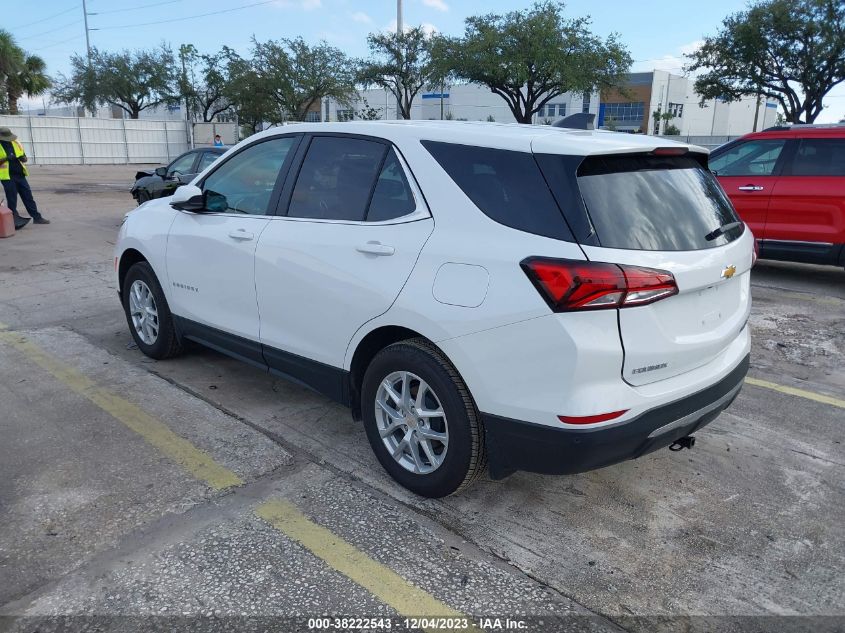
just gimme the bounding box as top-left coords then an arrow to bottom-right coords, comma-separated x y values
575,154 -> 744,251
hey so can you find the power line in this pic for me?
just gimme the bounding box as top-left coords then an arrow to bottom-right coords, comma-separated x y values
90,0 -> 280,30
31,34 -> 85,53
88,0 -> 187,16
7,5 -> 79,31
16,20 -> 84,42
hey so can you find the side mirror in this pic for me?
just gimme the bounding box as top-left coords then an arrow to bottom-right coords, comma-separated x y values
170,184 -> 205,212
154,166 -> 168,178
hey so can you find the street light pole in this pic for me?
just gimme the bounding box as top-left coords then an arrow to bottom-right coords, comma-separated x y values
396,0 -> 403,120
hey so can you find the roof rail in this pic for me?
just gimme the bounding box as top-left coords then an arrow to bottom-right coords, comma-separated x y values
762,122 -> 845,131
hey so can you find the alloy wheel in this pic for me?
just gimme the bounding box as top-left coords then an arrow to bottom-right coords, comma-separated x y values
128,279 -> 159,345
375,371 -> 449,474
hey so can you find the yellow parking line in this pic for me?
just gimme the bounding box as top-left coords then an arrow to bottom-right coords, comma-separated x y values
746,377 -> 845,410
256,499 -> 483,633
0,325 -> 243,490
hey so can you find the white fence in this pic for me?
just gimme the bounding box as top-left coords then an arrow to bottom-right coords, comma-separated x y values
0,115 -> 191,165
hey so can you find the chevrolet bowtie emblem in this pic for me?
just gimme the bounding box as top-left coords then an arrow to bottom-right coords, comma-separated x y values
721,265 -> 737,279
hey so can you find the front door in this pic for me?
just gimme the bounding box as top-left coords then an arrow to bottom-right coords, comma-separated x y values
255,135 -> 434,383
710,137 -> 790,239
165,136 -> 300,357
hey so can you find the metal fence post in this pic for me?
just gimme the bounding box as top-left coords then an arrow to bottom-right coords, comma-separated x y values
164,122 -> 171,161
76,117 -> 85,165
26,116 -> 36,165
121,117 -> 130,164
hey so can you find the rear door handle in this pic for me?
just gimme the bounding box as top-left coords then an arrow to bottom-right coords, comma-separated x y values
738,185 -> 765,191
228,228 -> 254,241
356,241 -> 395,256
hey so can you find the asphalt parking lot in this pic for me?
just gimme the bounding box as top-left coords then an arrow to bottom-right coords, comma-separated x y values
0,165 -> 842,633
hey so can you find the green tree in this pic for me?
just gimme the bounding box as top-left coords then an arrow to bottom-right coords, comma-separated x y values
53,45 -> 178,119
178,44 -> 232,123
652,109 -> 676,135
223,51 -> 276,134
686,0 -> 845,123
438,1 -> 631,124
0,29 -> 51,115
357,27 -> 443,120
252,37 -> 357,122
357,98 -> 383,120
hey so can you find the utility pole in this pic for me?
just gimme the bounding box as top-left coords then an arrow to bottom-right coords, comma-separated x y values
82,0 -> 92,64
396,0 -> 403,120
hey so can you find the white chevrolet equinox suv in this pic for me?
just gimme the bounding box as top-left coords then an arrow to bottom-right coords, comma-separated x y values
115,121 -> 753,497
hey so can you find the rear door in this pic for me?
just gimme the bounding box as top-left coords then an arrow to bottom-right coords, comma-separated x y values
766,136 -> 845,254
709,137 -> 790,238
255,135 -> 433,373
573,153 -> 753,386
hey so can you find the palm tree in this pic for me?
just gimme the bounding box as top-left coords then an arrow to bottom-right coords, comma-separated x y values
0,29 -> 50,114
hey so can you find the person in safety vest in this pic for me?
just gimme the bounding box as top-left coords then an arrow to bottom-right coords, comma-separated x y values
0,127 -> 49,229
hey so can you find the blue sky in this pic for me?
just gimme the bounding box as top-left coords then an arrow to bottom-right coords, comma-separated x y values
9,0 -> 845,122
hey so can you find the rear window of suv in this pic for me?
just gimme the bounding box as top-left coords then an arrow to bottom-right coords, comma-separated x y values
575,154 -> 744,251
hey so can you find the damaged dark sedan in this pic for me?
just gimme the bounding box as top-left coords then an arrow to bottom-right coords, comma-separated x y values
131,147 -> 225,204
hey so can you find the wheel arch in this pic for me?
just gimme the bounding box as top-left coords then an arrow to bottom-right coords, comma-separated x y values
117,248 -> 149,298
348,325 -> 447,421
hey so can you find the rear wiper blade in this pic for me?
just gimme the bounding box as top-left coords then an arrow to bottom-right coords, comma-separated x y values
705,221 -> 743,241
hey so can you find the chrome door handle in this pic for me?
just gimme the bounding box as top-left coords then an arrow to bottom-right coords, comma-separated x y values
356,241 -> 395,256
738,185 -> 764,192
228,229 -> 254,241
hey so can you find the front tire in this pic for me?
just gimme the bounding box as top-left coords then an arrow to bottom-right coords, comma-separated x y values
136,190 -> 151,205
122,262 -> 182,360
361,339 -> 486,497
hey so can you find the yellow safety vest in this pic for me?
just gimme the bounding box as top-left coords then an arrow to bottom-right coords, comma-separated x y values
0,140 -> 28,180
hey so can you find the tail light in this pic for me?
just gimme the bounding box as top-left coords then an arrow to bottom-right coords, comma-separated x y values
521,257 -> 678,312
752,239 -> 760,267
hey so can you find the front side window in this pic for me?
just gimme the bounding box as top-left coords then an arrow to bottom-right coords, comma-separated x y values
196,151 -> 220,173
202,137 -> 296,215
709,139 -> 786,176
287,136 -> 387,221
167,152 -> 197,178
789,138 -> 845,176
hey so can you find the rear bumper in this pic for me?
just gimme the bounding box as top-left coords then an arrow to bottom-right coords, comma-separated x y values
482,354 -> 749,480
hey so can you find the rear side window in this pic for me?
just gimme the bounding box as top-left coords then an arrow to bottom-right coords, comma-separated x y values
789,138 -> 845,176
708,139 -> 786,176
576,154 -> 743,251
422,141 -> 573,241
367,149 -> 416,221
288,136 -> 386,221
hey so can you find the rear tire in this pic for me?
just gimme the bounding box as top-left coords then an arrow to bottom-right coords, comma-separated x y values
122,262 -> 182,360
361,338 -> 486,497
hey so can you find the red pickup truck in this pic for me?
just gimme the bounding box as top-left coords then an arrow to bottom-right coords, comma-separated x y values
709,124 -> 845,270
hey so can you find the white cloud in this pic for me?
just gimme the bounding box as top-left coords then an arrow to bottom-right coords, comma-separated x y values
420,22 -> 439,37
272,0 -> 322,10
631,41 -> 704,75
350,11 -> 373,24
422,0 -> 449,12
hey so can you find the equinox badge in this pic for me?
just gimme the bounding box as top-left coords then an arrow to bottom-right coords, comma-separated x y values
721,265 -> 737,279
